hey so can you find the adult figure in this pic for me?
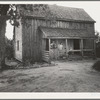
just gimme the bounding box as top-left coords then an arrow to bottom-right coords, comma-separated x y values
50,41 -> 57,59
58,42 -> 64,58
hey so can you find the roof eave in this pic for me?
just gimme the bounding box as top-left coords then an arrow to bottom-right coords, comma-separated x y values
44,36 -> 96,39
22,16 -> 96,23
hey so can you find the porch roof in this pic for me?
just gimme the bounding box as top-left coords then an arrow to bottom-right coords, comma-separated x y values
40,27 -> 95,39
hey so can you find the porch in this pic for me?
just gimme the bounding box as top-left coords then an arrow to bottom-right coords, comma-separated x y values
42,38 -> 95,62
40,27 -> 96,62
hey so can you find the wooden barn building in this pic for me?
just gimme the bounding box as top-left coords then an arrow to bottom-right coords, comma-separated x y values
14,4 -> 96,63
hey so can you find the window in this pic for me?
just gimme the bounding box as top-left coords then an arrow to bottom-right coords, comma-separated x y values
17,40 -> 19,51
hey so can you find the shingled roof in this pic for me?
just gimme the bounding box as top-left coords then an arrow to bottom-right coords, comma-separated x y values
19,4 -> 95,22
40,27 -> 95,38
49,5 -> 95,22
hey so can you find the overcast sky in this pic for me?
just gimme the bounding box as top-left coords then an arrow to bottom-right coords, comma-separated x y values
5,1 -> 100,39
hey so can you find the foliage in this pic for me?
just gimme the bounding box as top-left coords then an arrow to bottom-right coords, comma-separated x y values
7,4 -> 57,28
8,4 -> 20,27
0,5 -> 9,16
92,60 -> 100,71
19,4 -> 57,27
95,30 -> 100,36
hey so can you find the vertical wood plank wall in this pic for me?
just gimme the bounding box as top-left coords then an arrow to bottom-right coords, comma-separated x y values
21,18 -> 95,62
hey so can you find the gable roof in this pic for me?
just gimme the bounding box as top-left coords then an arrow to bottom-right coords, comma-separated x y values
49,5 -> 95,22
19,4 -> 95,22
40,27 -> 95,38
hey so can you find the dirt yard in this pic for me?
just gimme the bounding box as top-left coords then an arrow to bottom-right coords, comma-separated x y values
0,60 -> 100,92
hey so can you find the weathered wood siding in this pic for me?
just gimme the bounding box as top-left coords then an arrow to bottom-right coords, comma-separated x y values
14,19 -> 22,61
22,18 -> 95,62
83,39 -> 94,49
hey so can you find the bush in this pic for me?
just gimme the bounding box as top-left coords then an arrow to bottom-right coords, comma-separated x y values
92,60 -> 100,71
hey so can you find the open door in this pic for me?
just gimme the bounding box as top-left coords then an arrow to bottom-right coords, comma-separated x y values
74,39 -> 80,50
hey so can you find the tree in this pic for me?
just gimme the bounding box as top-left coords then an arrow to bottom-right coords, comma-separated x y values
95,31 -> 100,43
0,5 -> 9,69
0,4 -> 19,69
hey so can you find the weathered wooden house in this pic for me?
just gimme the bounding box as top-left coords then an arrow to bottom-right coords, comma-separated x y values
14,4 -> 96,62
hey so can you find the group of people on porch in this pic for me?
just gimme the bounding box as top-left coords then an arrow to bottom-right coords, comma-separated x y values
50,41 -> 65,59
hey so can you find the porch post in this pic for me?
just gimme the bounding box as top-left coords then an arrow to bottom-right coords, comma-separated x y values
66,39 -> 68,57
56,39 -> 58,59
49,39 -> 51,51
48,38 -> 51,63
80,39 -> 83,57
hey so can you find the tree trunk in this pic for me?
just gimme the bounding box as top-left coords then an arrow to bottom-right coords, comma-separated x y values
0,17 -> 6,69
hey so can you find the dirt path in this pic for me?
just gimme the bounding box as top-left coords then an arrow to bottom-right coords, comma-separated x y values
0,60 -> 100,92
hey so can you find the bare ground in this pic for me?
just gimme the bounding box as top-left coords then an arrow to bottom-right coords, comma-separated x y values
0,60 -> 100,92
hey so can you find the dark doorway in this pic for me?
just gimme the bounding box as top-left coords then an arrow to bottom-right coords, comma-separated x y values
74,39 -> 80,50
46,39 -> 49,51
